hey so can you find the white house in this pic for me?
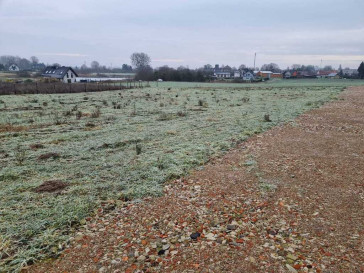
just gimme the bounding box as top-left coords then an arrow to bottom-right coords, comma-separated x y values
242,71 -> 255,81
214,71 -> 231,78
283,71 -> 292,78
213,64 -> 232,79
233,71 -> 241,78
8,64 -> 20,71
42,66 -> 78,83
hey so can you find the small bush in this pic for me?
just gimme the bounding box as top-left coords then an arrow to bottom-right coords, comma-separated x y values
135,143 -> 142,155
53,113 -> 62,125
91,108 -> 101,118
157,112 -> 173,121
76,111 -> 82,120
30,143 -> 45,150
177,111 -> 187,117
64,110 -> 72,117
85,122 -> 96,127
198,99 -> 208,108
15,145 -> 26,166
264,114 -> 271,122
0,171 -> 18,181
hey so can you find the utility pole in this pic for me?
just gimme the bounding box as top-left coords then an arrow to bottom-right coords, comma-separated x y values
254,53 -> 257,70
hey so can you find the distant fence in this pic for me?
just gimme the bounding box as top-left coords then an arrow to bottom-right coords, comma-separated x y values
0,81 -> 146,96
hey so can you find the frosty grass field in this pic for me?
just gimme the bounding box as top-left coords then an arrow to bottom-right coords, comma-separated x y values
0,79 -> 362,271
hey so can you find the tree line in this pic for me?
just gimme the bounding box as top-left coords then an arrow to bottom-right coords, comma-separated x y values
0,55 -> 44,71
2,53 -> 363,80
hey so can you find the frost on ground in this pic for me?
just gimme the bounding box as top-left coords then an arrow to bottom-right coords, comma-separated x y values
0,80 -> 360,271
27,86 -> 364,273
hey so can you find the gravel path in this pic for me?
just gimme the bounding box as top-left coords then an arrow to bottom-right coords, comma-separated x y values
28,86 -> 364,273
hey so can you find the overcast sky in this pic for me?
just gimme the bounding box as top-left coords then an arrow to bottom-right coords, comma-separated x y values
1,0 -> 363,69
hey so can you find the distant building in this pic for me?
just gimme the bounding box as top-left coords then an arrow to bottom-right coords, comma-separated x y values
271,73 -> 283,78
283,71 -> 291,78
213,65 -> 232,79
298,71 -> 317,78
342,68 -> 358,77
317,70 -> 338,78
254,71 -> 273,79
8,64 -> 20,71
327,72 -> 338,78
42,66 -> 78,83
242,71 -> 255,81
233,70 -> 241,78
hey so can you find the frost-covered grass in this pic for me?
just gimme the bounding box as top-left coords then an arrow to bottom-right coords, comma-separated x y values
155,78 -> 364,88
0,80 -> 361,271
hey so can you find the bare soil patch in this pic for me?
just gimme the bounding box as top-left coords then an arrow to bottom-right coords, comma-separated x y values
37,152 -> 60,160
28,86 -> 364,273
33,180 -> 69,193
29,143 -> 45,150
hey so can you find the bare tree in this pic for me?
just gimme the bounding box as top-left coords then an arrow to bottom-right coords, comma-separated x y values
130,53 -> 153,81
91,61 -> 100,70
18,58 -> 31,70
130,52 -> 151,71
261,63 -> 280,72
0,55 -> 17,66
204,64 -> 213,70
30,56 -> 39,64
80,64 -> 88,71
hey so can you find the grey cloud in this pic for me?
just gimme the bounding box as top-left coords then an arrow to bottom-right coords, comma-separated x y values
0,0 -> 363,69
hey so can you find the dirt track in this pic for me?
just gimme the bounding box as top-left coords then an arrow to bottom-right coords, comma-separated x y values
29,86 -> 364,273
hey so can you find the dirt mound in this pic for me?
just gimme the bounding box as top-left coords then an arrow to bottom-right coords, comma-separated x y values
33,180 -> 68,193
38,152 -> 60,160
30,143 -> 45,150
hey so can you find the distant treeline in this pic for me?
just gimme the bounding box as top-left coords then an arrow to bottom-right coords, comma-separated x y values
134,66 -> 212,82
152,66 -> 208,82
0,55 -> 134,74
